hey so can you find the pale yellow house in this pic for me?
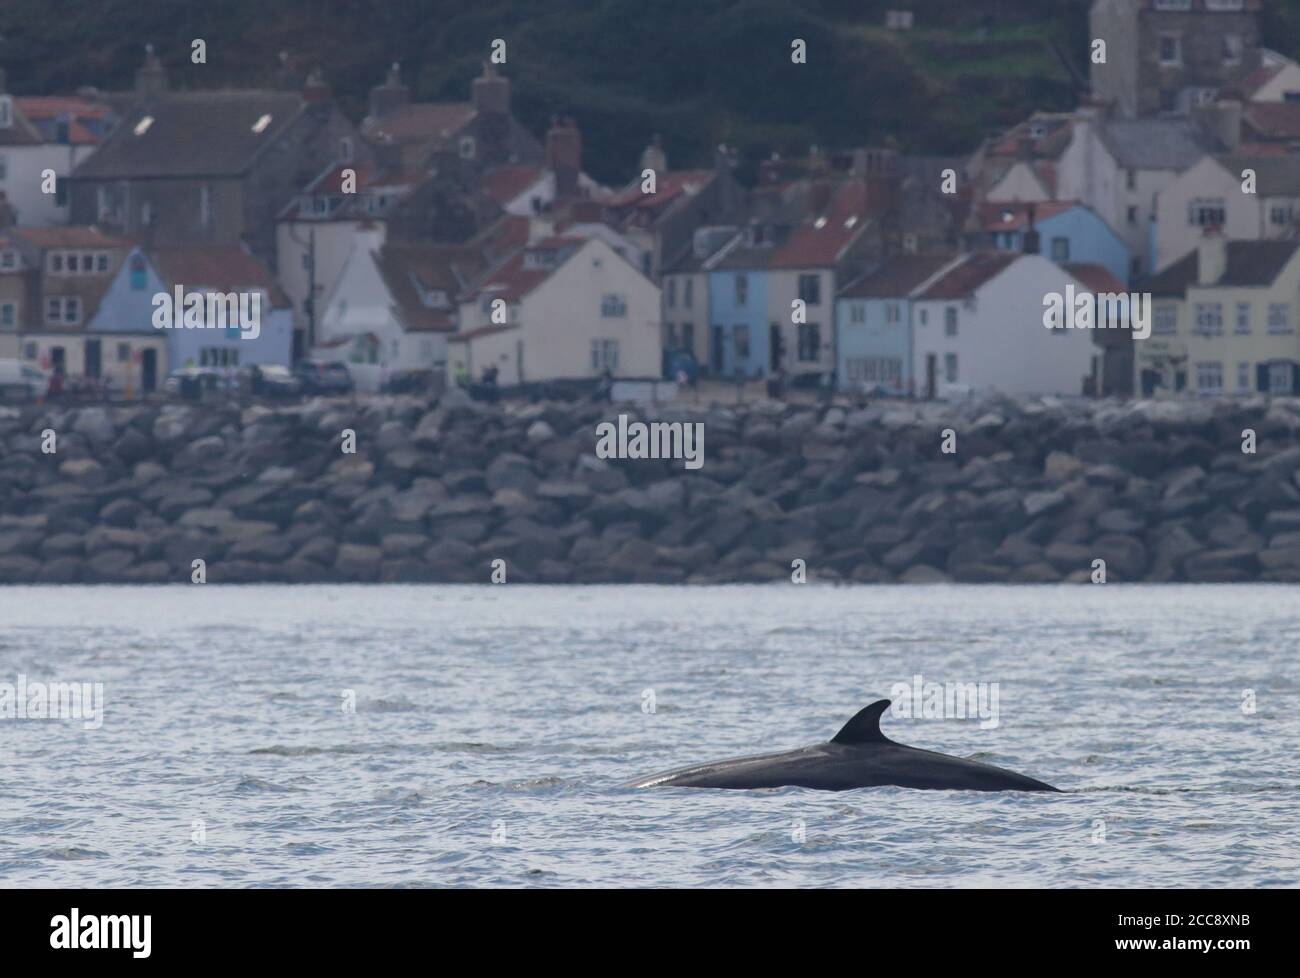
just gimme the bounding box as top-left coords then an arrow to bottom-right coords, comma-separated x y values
1139,232 -> 1300,397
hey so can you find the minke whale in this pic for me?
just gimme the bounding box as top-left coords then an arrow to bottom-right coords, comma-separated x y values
627,699 -> 1059,792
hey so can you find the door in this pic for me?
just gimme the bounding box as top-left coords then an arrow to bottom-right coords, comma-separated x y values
769,323 -> 782,372
51,346 -> 66,373
142,349 -> 157,393
925,353 -> 937,400
711,325 -> 725,376
85,339 -> 101,379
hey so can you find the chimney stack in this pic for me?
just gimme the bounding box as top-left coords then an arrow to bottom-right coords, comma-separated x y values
302,67 -> 331,103
471,61 -> 510,116
546,116 -> 582,199
369,62 -> 410,120
1198,226 -> 1227,286
135,44 -> 168,99
640,134 -> 667,177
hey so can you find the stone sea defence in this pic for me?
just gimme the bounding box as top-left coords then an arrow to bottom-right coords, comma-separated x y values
3,391 -> 1300,585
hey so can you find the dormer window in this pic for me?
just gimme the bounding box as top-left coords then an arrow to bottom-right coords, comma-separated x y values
1028,123 -> 1046,139
0,250 -> 17,271
813,216 -> 827,229
459,135 -> 476,160
133,115 -> 154,136
251,113 -> 272,134
524,249 -> 556,269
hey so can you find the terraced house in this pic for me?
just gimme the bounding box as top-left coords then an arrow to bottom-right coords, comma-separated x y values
1140,232 -> 1300,396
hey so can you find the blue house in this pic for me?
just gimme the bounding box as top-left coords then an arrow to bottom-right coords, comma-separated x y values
705,240 -> 772,379
89,244 -> 294,393
835,255 -> 959,395
971,201 -> 1131,285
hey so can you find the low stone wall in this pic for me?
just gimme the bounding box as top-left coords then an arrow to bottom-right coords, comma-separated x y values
3,391 -> 1300,584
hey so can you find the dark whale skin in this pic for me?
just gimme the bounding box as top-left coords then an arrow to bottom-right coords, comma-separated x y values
627,700 -> 1059,793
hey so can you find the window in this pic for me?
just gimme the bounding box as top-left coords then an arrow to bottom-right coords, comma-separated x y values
1236,303 -> 1251,334
849,303 -> 866,325
67,253 -> 79,274
1238,362 -> 1251,391
1268,303 -> 1292,334
600,293 -> 627,318
798,274 -> 821,305
1270,204 -> 1294,226
1189,198 -> 1226,226
944,306 -> 958,336
117,343 -> 131,363
735,273 -> 748,306
1223,35 -> 1243,66
1050,237 -> 1070,262
0,250 -> 15,270
1269,361 -> 1294,393
944,353 -> 958,383
0,302 -> 15,329
96,253 -> 109,273
666,323 -> 678,348
1195,361 -> 1223,394
666,279 -> 676,307
1127,206 -> 1139,226
458,135 -> 476,160
49,252 -> 63,273
1159,34 -> 1181,67
129,254 -> 147,290
200,184 -> 212,228
1154,304 -> 1177,335
797,322 -> 821,362
1126,170 -> 1137,191
732,325 -> 750,359
199,347 -> 241,368
1195,303 -> 1223,335
846,357 -> 903,386
681,323 -> 694,351
1154,0 -> 1191,9
886,302 -> 902,324
45,296 -> 79,325
919,308 -> 928,326
683,279 -> 693,308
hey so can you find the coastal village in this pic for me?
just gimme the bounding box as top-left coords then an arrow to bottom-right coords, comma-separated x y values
0,0 -> 1298,406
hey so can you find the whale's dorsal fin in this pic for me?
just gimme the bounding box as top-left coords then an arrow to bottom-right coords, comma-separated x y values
830,700 -> 892,745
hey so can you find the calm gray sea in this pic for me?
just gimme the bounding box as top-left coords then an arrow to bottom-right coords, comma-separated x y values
1,584 -> 1296,888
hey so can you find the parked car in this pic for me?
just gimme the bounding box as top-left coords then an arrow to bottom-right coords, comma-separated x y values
163,367 -> 226,400
0,359 -> 50,402
239,363 -> 302,399
294,360 -> 355,395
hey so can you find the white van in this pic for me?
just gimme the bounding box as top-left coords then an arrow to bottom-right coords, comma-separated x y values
0,359 -> 50,402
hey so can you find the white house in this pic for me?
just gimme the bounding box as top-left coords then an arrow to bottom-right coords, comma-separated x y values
449,235 -> 661,386
0,87 -> 114,227
315,236 -> 483,390
910,252 -> 1100,398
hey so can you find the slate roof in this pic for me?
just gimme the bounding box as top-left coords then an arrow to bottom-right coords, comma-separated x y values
72,90 -> 310,179
1145,240 -> 1300,296
1218,150 -> 1300,196
1097,117 -> 1218,171
839,255 -> 956,299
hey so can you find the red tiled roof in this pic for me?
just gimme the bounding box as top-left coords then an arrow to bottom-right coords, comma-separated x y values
150,245 -> 291,308
840,255 -> 957,299
917,252 -> 1019,300
481,164 -> 544,204
1240,64 -> 1283,97
606,170 -> 714,210
470,214 -> 532,263
769,180 -> 872,269
975,199 -> 1080,232
10,226 -> 130,249
373,243 -> 485,333
1064,262 -> 1127,294
1244,102 -> 1300,141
